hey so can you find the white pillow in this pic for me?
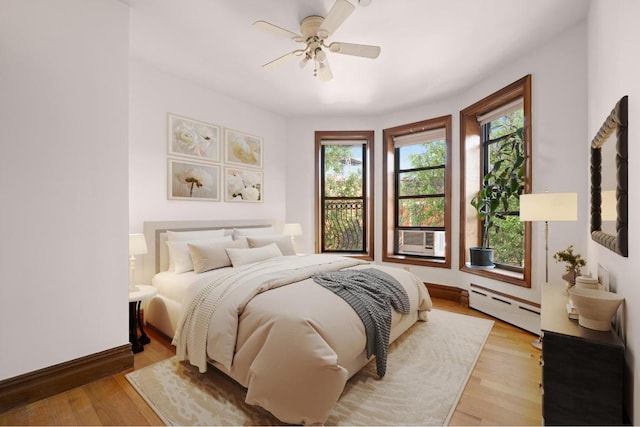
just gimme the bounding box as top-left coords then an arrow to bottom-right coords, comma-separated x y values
232,227 -> 274,239
167,236 -> 232,273
247,235 -> 296,256
226,243 -> 283,267
165,229 -> 227,271
167,229 -> 225,241
188,238 -> 248,273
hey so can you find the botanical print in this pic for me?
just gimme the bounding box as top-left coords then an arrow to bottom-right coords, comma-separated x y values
225,167 -> 263,202
224,129 -> 263,168
168,114 -> 220,162
168,159 -> 220,201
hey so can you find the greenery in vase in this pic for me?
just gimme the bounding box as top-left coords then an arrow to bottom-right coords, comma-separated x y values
553,245 -> 586,284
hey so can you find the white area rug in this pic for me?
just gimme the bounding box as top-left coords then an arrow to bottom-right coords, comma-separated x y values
126,309 -> 493,426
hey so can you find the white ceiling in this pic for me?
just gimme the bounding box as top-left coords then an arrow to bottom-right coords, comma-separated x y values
125,0 -> 590,118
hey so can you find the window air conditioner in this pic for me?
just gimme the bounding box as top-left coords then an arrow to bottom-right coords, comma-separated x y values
398,230 -> 442,256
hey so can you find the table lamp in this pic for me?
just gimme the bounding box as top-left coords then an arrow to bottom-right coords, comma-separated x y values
283,223 -> 303,239
283,223 -> 303,252
129,233 -> 148,292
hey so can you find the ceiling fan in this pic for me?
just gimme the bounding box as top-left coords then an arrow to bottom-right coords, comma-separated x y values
253,0 -> 381,82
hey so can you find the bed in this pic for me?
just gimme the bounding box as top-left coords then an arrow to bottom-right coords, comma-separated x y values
142,220 -> 432,425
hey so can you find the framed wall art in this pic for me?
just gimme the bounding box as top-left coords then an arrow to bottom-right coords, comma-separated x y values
168,113 -> 220,162
168,158 -> 220,201
224,166 -> 263,202
224,128 -> 263,169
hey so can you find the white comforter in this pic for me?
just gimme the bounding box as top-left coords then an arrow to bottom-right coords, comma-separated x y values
174,255 -> 432,424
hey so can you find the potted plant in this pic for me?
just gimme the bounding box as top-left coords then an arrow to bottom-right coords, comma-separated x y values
469,125 -> 526,267
553,245 -> 586,286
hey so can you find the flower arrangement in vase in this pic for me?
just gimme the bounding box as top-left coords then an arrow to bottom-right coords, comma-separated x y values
553,245 -> 586,287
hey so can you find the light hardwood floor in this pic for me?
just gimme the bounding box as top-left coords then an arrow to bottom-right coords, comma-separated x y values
0,298 -> 542,426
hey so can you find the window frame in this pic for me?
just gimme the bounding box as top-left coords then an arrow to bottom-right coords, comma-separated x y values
459,75 -> 532,287
314,130 -> 374,260
382,115 -> 452,268
481,116 -> 524,272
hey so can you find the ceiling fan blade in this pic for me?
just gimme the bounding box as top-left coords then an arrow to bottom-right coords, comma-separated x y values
317,57 -> 333,82
328,42 -> 381,59
262,50 -> 304,70
318,0 -> 355,38
253,20 -> 301,41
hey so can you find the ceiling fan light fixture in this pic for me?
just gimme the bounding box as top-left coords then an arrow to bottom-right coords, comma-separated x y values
318,62 -> 333,82
254,0 -> 378,80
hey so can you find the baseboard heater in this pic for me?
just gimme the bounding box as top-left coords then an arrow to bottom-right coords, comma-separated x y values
469,283 -> 540,335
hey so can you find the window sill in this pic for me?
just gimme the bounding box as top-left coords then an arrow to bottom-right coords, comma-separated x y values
460,263 -> 529,288
383,254 -> 450,269
323,253 -> 373,262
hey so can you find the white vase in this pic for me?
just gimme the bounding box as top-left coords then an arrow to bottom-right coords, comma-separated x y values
575,275 -> 600,290
568,287 -> 624,331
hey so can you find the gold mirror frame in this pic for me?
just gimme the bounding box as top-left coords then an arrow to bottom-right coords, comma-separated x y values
590,95 -> 628,257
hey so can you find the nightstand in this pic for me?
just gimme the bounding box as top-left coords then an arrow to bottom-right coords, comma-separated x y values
128,285 -> 158,353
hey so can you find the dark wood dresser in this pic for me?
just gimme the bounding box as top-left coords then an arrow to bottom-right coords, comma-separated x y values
541,282 -> 625,425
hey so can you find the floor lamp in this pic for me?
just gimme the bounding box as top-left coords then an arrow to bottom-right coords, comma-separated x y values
519,192 -> 578,283
519,192 -> 577,349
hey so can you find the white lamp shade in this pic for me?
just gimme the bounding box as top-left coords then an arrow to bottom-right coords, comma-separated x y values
601,190 -> 617,221
129,233 -> 148,255
282,223 -> 303,236
519,192 -> 578,222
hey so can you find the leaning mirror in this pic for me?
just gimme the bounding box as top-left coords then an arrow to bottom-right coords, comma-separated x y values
590,95 -> 628,257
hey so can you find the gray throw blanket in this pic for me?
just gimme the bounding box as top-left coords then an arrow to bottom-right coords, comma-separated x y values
312,268 -> 410,377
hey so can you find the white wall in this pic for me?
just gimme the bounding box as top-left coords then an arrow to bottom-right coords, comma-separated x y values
287,22 -> 588,305
0,0 -> 129,380
129,61 -> 288,280
587,0 -> 640,421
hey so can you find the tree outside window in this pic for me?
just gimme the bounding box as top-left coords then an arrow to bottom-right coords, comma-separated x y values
322,144 -> 366,252
395,137 -> 446,258
382,115 -> 452,268
315,131 -> 374,259
482,109 -> 525,269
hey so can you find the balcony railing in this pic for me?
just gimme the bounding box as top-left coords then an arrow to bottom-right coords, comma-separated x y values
323,199 -> 364,252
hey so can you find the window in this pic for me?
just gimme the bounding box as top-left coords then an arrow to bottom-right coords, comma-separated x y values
460,75 -> 532,287
480,101 -> 525,270
383,116 -> 452,268
315,131 -> 373,259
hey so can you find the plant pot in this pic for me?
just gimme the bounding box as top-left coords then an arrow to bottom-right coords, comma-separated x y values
562,271 -> 581,285
469,247 -> 494,268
